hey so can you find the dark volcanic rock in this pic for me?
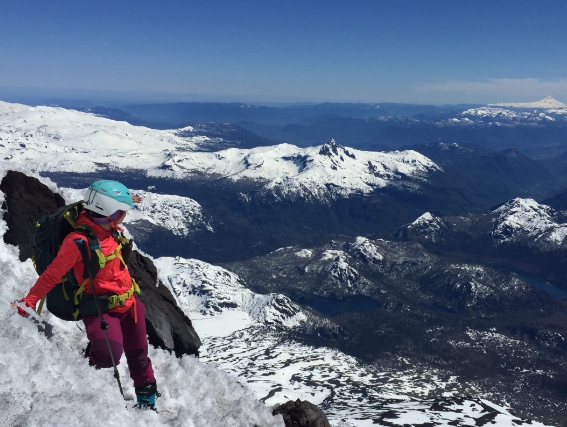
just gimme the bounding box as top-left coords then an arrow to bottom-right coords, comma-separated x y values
0,170 -> 65,261
272,399 -> 331,427
128,250 -> 201,357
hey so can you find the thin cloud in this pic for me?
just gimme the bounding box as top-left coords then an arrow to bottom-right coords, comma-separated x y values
415,78 -> 567,98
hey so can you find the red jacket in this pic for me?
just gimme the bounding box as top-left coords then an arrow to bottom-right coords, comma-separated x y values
24,211 -> 134,313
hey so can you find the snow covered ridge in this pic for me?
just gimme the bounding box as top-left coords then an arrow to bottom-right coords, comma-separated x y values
125,189 -> 213,235
489,96 -> 567,109
0,101 -> 440,200
0,102 -> 209,174
155,256 -> 306,330
255,140 -> 439,201
0,100 -> 28,116
406,212 -> 447,243
58,186 -> 212,236
461,107 -> 557,121
453,97 -> 567,124
405,200 -> 567,250
154,139 -> 440,201
491,198 -> 567,248
350,236 -> 384,262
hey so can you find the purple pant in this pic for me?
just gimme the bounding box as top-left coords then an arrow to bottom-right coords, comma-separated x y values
83,297 -> 155,387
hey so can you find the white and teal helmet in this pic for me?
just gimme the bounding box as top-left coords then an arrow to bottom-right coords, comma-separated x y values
84,180 -> 134,217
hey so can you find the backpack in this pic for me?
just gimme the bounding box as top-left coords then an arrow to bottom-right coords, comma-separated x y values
33,201 -> 137,321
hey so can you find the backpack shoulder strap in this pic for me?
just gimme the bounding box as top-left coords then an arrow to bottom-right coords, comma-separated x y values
73,225 -> 104,280
62,201 -> 85,228
73,225 -> 130,274
112,229 -> 133,267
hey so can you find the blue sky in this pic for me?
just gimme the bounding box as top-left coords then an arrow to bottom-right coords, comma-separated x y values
1,0 -> 566,105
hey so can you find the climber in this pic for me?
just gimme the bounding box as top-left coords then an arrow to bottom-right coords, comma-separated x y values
13,180 -> 159,409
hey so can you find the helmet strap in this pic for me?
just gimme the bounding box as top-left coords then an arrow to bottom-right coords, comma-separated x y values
107,216 -> 125,233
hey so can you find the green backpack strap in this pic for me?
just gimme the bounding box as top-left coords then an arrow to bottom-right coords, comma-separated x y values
107,279 -> 141,310
72,225 -> 138,308
73,225 -> 103,277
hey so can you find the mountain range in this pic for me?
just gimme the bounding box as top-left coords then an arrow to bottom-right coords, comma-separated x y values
1,99 -> 567,426
66,97 -> 567,153
1,169 -> 562,427
3,101 -> 565,261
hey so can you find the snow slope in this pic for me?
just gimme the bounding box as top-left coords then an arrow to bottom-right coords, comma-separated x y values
0,101 -> 440,201
492,198 -> 567,249
125,190 -> 213,236
0,174 -> 284,427
0,100 -> 28,116
0,103 -> 207,174
155,256 -> 306,335
208,330 -> 556,426
59,186 -> 212,236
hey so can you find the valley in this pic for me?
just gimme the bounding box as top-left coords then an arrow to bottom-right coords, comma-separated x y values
1,99 -> 567,425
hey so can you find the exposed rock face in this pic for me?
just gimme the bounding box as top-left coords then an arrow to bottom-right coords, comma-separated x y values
0,170 -> 65,261
272,399 -> 331,427
0,169 -> 200,357
128,250 -> 201,357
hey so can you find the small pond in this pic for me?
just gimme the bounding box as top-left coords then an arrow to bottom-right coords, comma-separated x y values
517,274 -> 567,299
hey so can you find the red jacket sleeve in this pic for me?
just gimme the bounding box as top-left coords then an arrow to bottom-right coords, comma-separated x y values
23,236 -> 83,307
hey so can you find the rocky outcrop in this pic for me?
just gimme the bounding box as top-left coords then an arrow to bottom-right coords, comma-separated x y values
272,399 -> 331,427
128,250 -> 201,356
0,170 -> 201,357
0,170 -> 65,261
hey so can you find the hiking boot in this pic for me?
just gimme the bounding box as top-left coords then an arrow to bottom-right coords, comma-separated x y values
135,381 -> 160,410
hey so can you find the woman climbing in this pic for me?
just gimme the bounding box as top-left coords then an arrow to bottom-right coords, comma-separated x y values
14,180 -> 159,409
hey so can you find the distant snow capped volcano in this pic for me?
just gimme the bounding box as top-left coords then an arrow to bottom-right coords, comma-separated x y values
488,96 -> 567,109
